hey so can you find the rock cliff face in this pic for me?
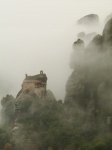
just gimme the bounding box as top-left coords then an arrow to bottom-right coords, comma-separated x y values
86,32 -> 97,43
86,34 -> 103,53
77,32 -> 97,46
69,39 -> 85,69
65,18 -> 112,123
77,32 -> 86,40
76,14 -> 100,46
0,71 -> 56,124
103,18 -> 112,49
14,89 -> 56,121
104,13 -> 112,23
65,39 -> 86,109
14,71 -> 56,121
77,14 -> 99,26
65,68 -> 85,108
1,95 -> 15,124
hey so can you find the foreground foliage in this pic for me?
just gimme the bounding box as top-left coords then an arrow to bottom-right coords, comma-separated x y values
0,100 -> 112,150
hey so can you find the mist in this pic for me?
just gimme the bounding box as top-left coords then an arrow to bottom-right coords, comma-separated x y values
0,0 -> 112,101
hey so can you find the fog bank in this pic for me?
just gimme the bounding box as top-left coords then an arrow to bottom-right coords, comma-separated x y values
0,0 -> 112,100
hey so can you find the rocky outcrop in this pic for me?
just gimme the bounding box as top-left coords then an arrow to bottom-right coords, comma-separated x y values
102,18 -> 112,49
104,13 -> 112,23
97,19 -> 112,122
86,32 -> 97,43
85,34 -> 104,121
77,14 -> 99,26
15,89 -> 56,118
15,91 -> 39,119
64,67 -> 86,108
0,71 -> 56,124
86,34 -> 103,53
65,39 -> 86,109
70,39 -> 85,69
65,18 -> 112,124
77,32 -> 86,40
1,94 -> 15,124
0,71 -> 57,149
14,71 -> 56,121
77,32 -> 97,46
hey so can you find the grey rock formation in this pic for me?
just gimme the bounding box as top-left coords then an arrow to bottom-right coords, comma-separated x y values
77,32 -> 97,46
70,39 -> 85,69
65,68 -> 86,109
15,89 -> 56,116
102,18 -> 112,49
0,71 -> 56,124
104,13 -> 112,23
77,14 -> 99,26
1,94 -> 15,123
77,32 -> 86,40
65,39 -> 86,109
79,19 -> 112,122
14,71 -> 56,121
15,91 -> 39,119
86,32 -> 97,43
45,90 -> 56,103
65,18 -> 112,123
86,34 -> 103,53
84,34 -> 105,121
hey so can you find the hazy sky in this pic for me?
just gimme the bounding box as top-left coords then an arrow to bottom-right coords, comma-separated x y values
0,0 -> 112,100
